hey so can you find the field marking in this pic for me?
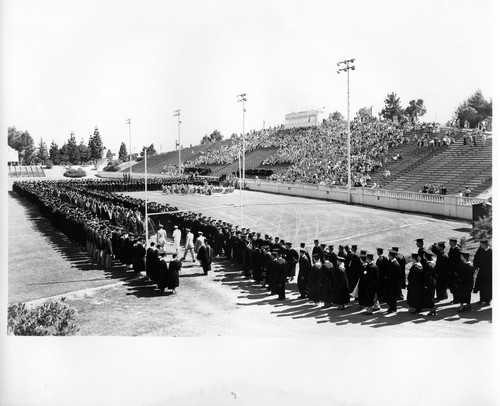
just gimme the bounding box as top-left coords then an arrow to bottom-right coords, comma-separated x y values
321,221 -> 431,245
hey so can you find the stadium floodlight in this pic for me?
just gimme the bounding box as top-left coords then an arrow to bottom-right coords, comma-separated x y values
174,109 -> 181,176
337,58 -> 356,203
237,93 -> 247,186
126,119 -> 132,176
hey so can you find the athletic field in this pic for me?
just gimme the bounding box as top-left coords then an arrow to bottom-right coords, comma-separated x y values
8,188 -> 492,337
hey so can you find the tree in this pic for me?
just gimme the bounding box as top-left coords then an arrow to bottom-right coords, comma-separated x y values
49,141 -> 61,165
140,143 -> 157,157
78,138 -> 90,164
118,142 -> 128,161
405,99 -> 426,124
329,111 -> 345,121
36,138 -> 49,164
67,132 -> 80,164
8,126 -> 36,164
380,92 -> 403,122
88,126 -> 105,161
453,90 -> 492,128
200,129 -> 223,144
106,149 -> 114,160
59,143 -> 69,164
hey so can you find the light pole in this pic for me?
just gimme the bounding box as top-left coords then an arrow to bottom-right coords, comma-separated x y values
126,118 -> 132,177
337,58 -> 355,202
237,93 -> 246,185
174,109 -> 182,176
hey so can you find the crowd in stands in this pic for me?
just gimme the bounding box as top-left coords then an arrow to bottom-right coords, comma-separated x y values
419,184 -> 448,195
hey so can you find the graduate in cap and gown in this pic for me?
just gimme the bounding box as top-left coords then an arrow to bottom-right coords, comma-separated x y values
358,253 -> 379,314
308,254 -> 323,304
407,253 -> 424,313
166,253 -> 182,294
320,252 -> 335,308
332,256 -> 350,310
473,239 -> 492,305
385,250 -> 401,313
456,251 -> 475,312
298,248 -> 312,299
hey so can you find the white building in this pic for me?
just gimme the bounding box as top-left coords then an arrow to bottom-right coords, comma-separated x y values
284,110 -> 323,129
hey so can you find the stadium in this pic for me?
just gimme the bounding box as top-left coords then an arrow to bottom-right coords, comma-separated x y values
7,109 -> 492,338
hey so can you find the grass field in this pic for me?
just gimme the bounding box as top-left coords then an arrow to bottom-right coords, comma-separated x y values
8,188 -> 491,337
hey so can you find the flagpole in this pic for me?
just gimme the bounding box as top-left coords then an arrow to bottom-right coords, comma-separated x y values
239,150 -> 243,227
144,147 -> 148,243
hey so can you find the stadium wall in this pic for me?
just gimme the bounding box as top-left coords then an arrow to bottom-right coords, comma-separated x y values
245,179 -> 485,221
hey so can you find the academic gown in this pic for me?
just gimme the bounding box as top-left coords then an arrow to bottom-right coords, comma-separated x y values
406,262 -> 424,309
319,261 -> 335,304
331,265 -> 350,305
308,263 -> 323,302
166,259 -> 181,290
456,260 -> 475,304
298,255 -> 312,297
157,258 -> 169,291
358,262 -> 379,307
473,247 -> 492,302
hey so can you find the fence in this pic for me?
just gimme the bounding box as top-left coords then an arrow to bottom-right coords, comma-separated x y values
244,179 -> 486,221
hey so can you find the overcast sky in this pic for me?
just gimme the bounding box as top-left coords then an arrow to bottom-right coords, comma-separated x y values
1,0 -> 497,155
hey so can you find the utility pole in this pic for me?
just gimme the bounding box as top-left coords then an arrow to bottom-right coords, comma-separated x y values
337,58 -> 355,203
237,93 -> 247,186
174,109 -> 182,176
126,118 -> 132,177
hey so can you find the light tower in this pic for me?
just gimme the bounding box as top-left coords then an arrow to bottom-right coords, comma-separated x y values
237,93 -> 247,185
337,58 -> 355,202
126,118 -> 132,176
174,109 -> 181,176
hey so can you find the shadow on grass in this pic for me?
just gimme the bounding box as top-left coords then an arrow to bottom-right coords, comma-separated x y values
9,192 -> 148,293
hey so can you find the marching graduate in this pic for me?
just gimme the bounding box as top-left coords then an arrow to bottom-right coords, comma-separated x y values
391,246 -> 407,299
448,238 -> 461,303
473,239 -> 492,305
166,253 -> 182,294
435,241 -> 450,301
346,244 -> 361,294
422,251 -> 437,316
320,253 -> 335,308
332,257 -> 350,310
385,250 -> 401,313
375,248 -> 389,303
407,253 -> 424,314
132,237 -> 146,275
297,248 -> 312,299
197,239 -> 212,275
156,250 -> 169,293
312,239 -> 324,263
308,254 -> 323,304
146,242 -> 159,282
456,251 -> 475,312
272,250 -> 288,300
358,253 -> 379,314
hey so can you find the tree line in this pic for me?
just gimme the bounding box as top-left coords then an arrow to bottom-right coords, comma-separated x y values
8,126 -> 105,166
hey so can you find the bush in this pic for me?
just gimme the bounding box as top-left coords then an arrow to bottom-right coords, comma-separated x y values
44,160 -> 53,169
103,165 -> 121,172
8,298 -> 79,336
471,214 -> 492,241
63,167 -> 87,178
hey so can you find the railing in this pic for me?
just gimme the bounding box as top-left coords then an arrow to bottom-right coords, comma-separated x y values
245,178 -> 487,220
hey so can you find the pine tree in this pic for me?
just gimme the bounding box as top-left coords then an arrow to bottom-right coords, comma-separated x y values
88,126 -> 105,161
78,138 -> 90,164
37,138 -> 49,164
67,132 -> 80,164
118,142 -> 128,162
106,149 -> 113,160
49,141 -> 61,165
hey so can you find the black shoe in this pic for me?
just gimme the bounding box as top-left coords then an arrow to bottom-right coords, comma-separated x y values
427,309 -> 437,316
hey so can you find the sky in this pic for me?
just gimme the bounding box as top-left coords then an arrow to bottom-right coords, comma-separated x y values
1,0 -> 497,156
